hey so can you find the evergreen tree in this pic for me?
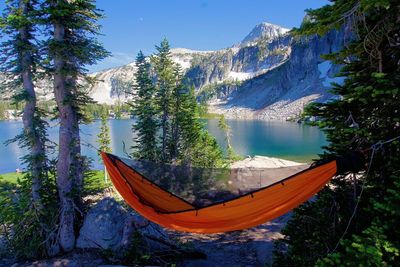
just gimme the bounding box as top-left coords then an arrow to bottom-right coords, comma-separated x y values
168,64 -> 184,161
174,84 -> 197,162
0,0 -> 46,210
97,113 -> 112,155
273,1 -> 400,266
218,115 -> 240,161
0,0 -> 59,257
177,85 -> 225,168
131,38 -> 225,174
188,128 -> 225,168
131,50 -> 158,161
149,39 -> 225,168
43,0 -> 109,252
97,112 -> 112,181
151,38 -> 175,162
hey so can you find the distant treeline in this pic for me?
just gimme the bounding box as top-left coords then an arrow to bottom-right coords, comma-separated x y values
0,100 -> 132,121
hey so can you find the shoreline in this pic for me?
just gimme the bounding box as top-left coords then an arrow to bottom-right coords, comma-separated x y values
0,155 -> 307,177
231,155 -> 306,169
0,116 -> 307,122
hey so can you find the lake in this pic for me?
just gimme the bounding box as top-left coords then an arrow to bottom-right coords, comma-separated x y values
0,119 -> 327,174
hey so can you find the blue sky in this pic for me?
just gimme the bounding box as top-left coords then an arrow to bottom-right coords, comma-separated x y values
0,0 -> 329,72
95,0 -> 329,72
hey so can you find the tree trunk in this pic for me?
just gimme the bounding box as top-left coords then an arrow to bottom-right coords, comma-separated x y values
70,77 -> 84,204
19,0 -> 45,210
377,50 -> 383,72
170,94 -> 179,161
53,19 -> 78,252
104,165 -> 108,183
161,98 -> 168,162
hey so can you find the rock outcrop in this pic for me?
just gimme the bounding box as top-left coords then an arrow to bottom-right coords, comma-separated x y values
208,29 -> 345,120
76,198 -> 174,252
1,21 -> 346,120
82,21 -> 345,120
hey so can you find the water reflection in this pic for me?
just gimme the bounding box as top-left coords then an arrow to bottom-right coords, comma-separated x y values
205,119 -> 327,162
0,119 -> 327,173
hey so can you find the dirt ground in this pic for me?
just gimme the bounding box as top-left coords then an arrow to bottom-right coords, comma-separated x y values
3,161 -> 309,267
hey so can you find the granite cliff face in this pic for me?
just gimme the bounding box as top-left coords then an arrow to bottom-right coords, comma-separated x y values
240,22 -> 290,46
8,22 -> 343,120
84,22 -> 345,120
206,29 -> 345,120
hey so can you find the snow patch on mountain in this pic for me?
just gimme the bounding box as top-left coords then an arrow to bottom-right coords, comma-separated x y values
89,63 -> 136,104
318,61 -> 346,87
89,81 -> 114,104
240,22 -> 290,45
170,48 -> 213,54
170,48 -> 214,70
171,55 -> 193,70
227,71 -> 255,81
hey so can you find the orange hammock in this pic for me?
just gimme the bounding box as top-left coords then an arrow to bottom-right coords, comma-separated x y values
101,152 -> 365,234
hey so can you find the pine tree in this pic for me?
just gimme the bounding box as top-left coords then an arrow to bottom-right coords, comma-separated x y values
177,85 -> 225,168
97,113 -> 112,156
218,115 -> 239,161
0,0 -> 46,210
273,1 -> 400,266
151,38 -> 176,162
168,64 -> 185,161
97,112 -> 112,182
0,0 -> 59,257
131,50 -> 158,161
43,0 -> 109,252
133,38 -> 225,171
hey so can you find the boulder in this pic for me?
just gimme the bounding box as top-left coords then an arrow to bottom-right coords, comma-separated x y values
0,231 -> 13,266
0,233 -> 8,255
77,197 -> 173,252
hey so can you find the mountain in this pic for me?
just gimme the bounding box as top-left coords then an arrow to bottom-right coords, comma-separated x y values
2,22 -> 343,120
85,21 -> 345,120
240,22 -> 290,45
203,29 -> 345,120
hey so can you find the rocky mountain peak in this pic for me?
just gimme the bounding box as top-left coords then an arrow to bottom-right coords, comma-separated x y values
240,22 -> 290,45
6,21 -> 344,121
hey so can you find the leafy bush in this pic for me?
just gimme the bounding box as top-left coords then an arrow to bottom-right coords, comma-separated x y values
0,173 -> 58,259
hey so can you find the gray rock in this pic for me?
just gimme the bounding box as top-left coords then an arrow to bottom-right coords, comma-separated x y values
0,233 -> 8,254
0,232 -> 14,266
10,251 -> 106,267
77,197 -> 173,252
77,197 -> 128,250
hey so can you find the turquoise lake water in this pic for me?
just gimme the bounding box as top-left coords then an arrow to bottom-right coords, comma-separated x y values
0,119 -> 327,174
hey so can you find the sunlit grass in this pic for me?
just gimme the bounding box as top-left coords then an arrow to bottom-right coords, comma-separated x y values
0,170 -> 110,195
0,172 -> 22,184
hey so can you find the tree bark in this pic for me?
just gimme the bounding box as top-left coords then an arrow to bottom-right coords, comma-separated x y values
19,0 -> 45,210
69,77 -> 84,203
161,99 -> 169,162
53,18 -> 79,252
377,50 -> 383,72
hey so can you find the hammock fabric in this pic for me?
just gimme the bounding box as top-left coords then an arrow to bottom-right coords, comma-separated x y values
101,152 -> 365,234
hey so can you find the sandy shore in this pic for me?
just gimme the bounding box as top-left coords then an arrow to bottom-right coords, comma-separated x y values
225,156 -> 309,190
231,155 -> 305,169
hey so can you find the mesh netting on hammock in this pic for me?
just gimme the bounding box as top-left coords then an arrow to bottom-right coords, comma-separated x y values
101,152 -> 365,233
